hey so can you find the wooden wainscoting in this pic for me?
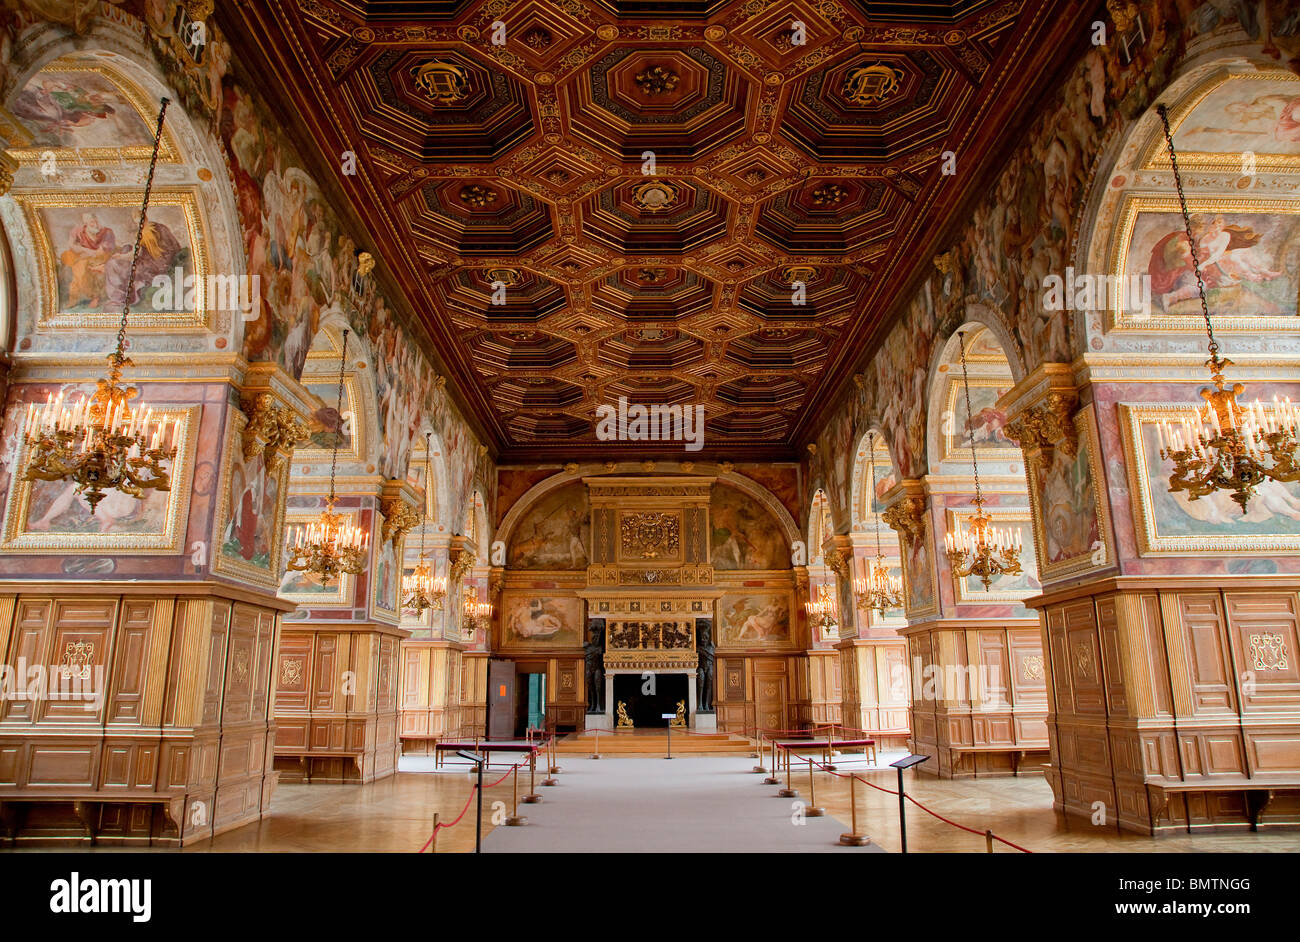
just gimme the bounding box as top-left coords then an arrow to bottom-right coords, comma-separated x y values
0,582 -> 291,847
838,638 -> 911,749
273,623 -> 404,784
901,619 -> 1050,778
1032,576 -> 1300,835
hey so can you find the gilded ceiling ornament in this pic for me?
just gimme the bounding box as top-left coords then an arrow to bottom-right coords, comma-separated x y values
1107,0 -> 1140,32
781,264 -> 817,285
564,462 -> 580,474
811,183 -> 848,205
641,460 -> 656,472
411,61 -> 470,104
635,65 -> 680,94
718,461 -> 734,474
882,496 -> 927,541
844,63 -> 904,104
356,252 -> 376,277
679,461 -> 694,472
604,461 -> 617,471
638,267 -> 668,282
484,267 -> 520,287
1003,392 -> 1079,472
523,27 -> 553,50
460,184 -> 498,207
240,393 -> 309,473
379,498 -> 423,547
632,180 -> 679,213
621,512 -> 680,559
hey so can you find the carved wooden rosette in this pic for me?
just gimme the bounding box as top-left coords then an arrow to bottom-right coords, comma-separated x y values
240,393 -> 309,472
1002,389 -> 1079,474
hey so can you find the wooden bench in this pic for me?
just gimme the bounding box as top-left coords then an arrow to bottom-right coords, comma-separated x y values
948,744 -> 1047,776
0,791 -> 187,844
1143,778 -> 1298,831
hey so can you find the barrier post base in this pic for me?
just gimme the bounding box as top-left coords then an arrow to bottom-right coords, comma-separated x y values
522,794 -> 541,804
805,806 -> 825,817
763,775 -> 779,785
505,815 -> 528,826
777,788 -> 798,798
752,764 -> 767,773
838,833 -> 871,846
541,776 -> 558,786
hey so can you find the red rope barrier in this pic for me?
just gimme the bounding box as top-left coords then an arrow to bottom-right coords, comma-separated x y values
787,746 -> 1032,853
416,752 -> 535,852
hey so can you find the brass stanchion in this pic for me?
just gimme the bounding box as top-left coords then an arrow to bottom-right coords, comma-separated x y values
590,728 -> 601,760
541,741 -> 557,787
824,724 -> 837,771
805,758 -> 824,816
985,829 -> 994,853
753,733 -> 767,774
505,762 -> 528,826
549,735 -> 561,774
778,745 -> 799,798
838,775 -> 871,846
431,813 -> 439,854
522,751 -> 541,803
763,738 -> 779,784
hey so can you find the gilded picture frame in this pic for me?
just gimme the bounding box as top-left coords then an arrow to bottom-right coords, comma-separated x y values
1023,407 -> 1113,582
715,587 -> 795,650
940,374 -> 1019,464
1138,69 -> 1300,173
370,533 -> 403,622
898,515 -> 941,620
1120,402 -> 1300,555
15,187 -> 211,331
0,403 -> 199,554
8,58 -> 183,166
296,373 -> 366,464
946,507 -> 1040,603
1107,195 -> 1300,333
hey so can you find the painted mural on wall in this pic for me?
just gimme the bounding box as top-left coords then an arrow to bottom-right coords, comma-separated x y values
737,465 -> 801,528
1033,444 -> 1100,568
902,517 -> 937,616
501,594 -> 583,648
11,62 -> 160,150
810,1 -> 1286,510
717,591 -> 792,647
508,482 -> 589,570
1123,405 -> 1300,552
1123,205 -> 1300,317
710,484 -> 788,570
1169,72 -> 1300,158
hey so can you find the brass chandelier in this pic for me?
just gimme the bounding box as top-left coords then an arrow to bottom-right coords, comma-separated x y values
462,592 -> 492,639
286,328 -> 367,584
854,432 -> 904,615
944,330 -> 1023,591
1155,104 -> 1300,514
23,98 -> 177,512
401,432 -> 446,613
804,582 -> 838,633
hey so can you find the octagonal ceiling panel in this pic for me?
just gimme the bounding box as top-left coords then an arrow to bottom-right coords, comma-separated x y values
562,45 -> 752,161
229,0 -> 1096,459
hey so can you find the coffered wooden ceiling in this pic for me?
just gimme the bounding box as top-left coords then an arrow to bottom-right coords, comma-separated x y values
219,0 -> 1094,462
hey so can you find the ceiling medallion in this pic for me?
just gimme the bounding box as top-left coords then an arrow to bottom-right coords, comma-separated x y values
781,264 -> 817,285
411,61 -> 470,105
634,65 -> 680,96
459,184 -> 497,207
638,267 -> 669,282
632,180 -> 678,213
811,183 -> 848,205
844,63 -> 904,104
484,267 -> 520,287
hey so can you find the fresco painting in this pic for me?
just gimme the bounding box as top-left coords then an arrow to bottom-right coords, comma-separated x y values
718,592 -> 791,646
711,485 -> 788,570
508,483 -> 589,570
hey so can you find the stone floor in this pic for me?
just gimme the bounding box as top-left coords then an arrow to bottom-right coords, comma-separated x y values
174,750 -> 1300,853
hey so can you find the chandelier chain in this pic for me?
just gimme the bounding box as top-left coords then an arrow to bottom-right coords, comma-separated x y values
111,97 -> 170,385
956,330 -> 983,506
1156,103 -> 1218,358
328,329 -> 349,505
